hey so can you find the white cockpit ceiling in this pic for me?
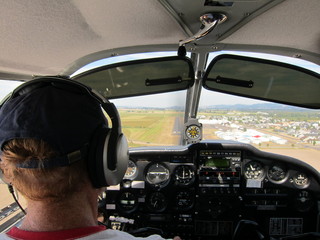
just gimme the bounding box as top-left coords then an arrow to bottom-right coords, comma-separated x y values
0,0 -> 319,80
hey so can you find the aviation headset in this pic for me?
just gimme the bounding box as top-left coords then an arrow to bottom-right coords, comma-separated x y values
0,76 -> 129,188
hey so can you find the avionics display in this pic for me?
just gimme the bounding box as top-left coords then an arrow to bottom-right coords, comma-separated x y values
199,150 -> 241,169
199,150 -> 241,186
205,158 -> 230,168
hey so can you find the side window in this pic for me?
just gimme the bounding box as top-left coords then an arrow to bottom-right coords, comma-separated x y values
0,80 -> 22,102
0,80 -> 25,230
73,51 -> 190,148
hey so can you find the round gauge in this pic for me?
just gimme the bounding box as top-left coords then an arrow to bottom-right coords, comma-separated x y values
145,163 -> 170,186
174,165 -> 195,185
175,191 -> 194,210
244,161 -> 265,180
124,160 -> 138,179
293,172 -> 310,188
147,192 -> 167,212
117,191 -> 137,212
186,125 -> 201,139
267,165 -> 288,183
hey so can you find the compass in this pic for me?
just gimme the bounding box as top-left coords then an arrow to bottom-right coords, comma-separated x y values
184,119 -> 202,143
186,125 -> 201,139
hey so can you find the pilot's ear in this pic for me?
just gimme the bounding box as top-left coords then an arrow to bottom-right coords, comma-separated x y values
0,168 -> 12,184
0,161 -> 14,185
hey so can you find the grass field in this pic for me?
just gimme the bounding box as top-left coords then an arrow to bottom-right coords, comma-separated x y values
119,109 -> 181,146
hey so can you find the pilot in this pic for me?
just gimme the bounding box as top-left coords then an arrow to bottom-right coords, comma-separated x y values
0,77 -> 181,240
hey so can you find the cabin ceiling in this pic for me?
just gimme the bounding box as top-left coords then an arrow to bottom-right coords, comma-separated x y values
0,0 -> 319,80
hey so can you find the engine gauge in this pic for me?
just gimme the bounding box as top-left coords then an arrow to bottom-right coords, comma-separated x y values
124,160 -> 138,179
174,165 -> 195,185
147,192 -> 167,212
267,165 -> 288,183
293,172 -> 310,188
244,161 -> 265,180
145,163 -> 170,187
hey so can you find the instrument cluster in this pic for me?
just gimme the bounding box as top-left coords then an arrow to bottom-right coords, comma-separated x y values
243,160 -> 310,189
104,143 -> 320,240
124,160 -> 196,187
109,150 -> 317,216
111,158 -> 197,217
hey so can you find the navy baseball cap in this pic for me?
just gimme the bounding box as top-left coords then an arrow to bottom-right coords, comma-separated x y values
0,79 -> 107,167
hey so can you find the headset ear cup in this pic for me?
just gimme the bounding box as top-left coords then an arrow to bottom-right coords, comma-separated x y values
88,127 -> 129,188
104,134 -> 129,186
87,127 -> 111,188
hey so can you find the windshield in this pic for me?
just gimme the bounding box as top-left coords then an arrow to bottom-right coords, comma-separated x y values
113,81 -> 320,171
198,89 -> 320,170
113,91 -> 186,147
77,51 -> 320,169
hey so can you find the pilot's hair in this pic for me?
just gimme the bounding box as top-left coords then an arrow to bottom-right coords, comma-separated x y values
0,138 -> 88,202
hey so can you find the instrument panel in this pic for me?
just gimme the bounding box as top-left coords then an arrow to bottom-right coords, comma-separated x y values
103,141 -> 320,240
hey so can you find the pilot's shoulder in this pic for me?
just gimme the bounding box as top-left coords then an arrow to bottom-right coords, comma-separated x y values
78,229 -> 172,240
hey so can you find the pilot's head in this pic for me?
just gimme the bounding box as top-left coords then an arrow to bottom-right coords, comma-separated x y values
0,77 -> 128,202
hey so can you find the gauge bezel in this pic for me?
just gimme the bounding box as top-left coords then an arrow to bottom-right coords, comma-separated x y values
145,162 -> 170,188
116,190 -> 138,213
244,160 -> 266,180
174,165 -> 195,186
124,159 -> 138,180
147,191 -> 168,212
292,172 -> 310,189
267,164 -> 289,184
